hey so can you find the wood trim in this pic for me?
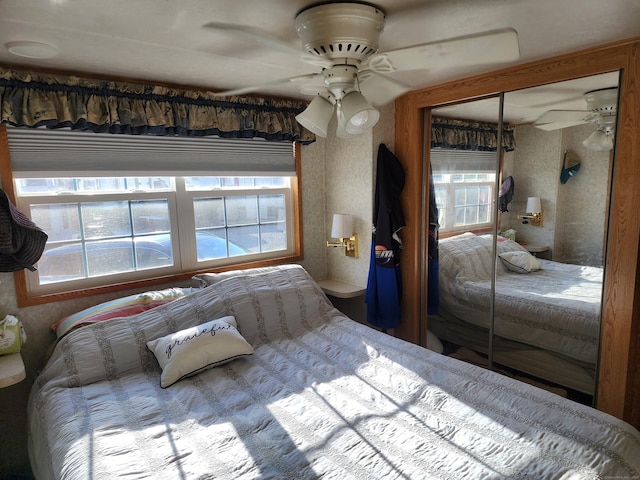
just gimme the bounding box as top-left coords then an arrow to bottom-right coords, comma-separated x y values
598,40 -> 640,426
394,37 -> 640,428
393,91 -> 424,344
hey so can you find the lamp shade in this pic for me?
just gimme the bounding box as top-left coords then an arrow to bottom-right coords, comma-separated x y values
331,213 -> 353,239
582,128 -> 614,152
526,197 -> 542,213
295,95 -> 335,138
340,91 -> 380,135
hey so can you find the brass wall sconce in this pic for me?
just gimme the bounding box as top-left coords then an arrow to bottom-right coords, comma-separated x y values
518,197 -> 543,227
326,213 -> 359,257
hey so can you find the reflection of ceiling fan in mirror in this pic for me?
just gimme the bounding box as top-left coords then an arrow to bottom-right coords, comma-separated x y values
533,87 -> 618,151
206,2 -> 520,138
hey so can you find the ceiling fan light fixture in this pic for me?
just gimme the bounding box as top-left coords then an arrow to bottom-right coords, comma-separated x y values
340,91 -> 380,135
583,128 -> 614,152
296,95 -> 335,138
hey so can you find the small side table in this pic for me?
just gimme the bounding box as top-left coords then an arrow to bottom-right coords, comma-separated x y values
0,353 -> 26,388
316,279 -> 366,299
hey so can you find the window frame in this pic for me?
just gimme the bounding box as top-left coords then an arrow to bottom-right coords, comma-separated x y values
0,125 -> 303,307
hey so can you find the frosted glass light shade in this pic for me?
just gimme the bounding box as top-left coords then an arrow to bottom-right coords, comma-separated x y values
296,95 -> 334,138
331,213 -> 353,239
526,197 -> 542,213
583,129 -> 614,151
340,91 -> 379,135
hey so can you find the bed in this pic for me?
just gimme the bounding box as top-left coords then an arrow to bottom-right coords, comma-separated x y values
428,232 -> 602,394
28,264 -> 640,479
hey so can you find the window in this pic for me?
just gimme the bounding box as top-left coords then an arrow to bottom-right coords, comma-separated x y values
4,127 -> 301,305
431,149 -> 498,233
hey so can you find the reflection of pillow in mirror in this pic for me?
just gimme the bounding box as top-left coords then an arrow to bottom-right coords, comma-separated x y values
499,251 -> 542,274
146,315 -> 253,388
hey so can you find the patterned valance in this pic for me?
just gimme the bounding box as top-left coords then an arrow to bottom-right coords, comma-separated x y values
0,67 -> 315,144
431,116 -> 515,152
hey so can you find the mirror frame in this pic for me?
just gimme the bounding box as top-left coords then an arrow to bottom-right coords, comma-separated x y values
393,38 -> 640,427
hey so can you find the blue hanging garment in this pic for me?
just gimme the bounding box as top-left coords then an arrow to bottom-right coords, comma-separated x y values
366,144 -> 406,329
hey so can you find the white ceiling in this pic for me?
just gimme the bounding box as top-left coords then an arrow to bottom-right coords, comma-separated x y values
1,0 -> 639,124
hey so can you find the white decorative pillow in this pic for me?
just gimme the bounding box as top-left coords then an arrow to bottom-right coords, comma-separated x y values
499,251 -> 543,274
146,316 -> 253,388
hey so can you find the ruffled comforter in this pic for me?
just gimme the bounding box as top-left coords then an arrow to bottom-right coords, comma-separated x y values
28,265 -> 640,479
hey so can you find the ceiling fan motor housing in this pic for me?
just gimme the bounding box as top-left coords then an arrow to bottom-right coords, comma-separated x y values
585,87 -> 618,130
295,2 -> 386,65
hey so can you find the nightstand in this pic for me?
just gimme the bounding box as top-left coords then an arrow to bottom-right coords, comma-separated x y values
0,353 -> 26,388
317,279 -> 367,324
522,244 -> 551,260
316,279 -> 366,299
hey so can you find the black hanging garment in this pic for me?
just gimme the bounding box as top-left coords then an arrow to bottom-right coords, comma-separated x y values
365,144 -> 406,329
498,176 -> 515,213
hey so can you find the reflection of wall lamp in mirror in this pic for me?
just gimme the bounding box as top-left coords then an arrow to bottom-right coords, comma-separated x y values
326,213 -> 359,257
517,197 -> 543,227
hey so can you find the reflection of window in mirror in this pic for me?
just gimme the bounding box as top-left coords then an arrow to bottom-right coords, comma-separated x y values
431,149 -> 497,234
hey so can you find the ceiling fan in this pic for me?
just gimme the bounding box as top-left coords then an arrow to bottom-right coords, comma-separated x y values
533,87 -> 618,151
207,2 -> 520,138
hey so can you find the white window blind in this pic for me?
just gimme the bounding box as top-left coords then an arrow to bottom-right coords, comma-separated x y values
431,148 -> 498,174
6,127 -> 296,177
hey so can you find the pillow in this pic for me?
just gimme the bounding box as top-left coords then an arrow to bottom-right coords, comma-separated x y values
499,251 -> 543,274
146,315 -> 254,388
52,287 -> 191,339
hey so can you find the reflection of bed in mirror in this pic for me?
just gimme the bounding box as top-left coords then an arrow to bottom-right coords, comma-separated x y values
428,232 -> 602,395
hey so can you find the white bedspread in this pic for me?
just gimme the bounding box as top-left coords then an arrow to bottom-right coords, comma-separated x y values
439,234 -> 602,364
29,265 -> 640,479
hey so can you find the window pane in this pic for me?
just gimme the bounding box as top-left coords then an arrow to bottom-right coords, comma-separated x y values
16,177 -> 171,194
254,177 -> 285,187
260,222 -> 287,252
479,204 -> 490,223
466,187 -> 479,205
465,205 -> 479,224
228,225 -> 260,253
81,201 -> 131,239
194,197 -> 225,229
132,200 -> 170,234
195,230 -> 242,260
186,176 -> 287,191
31,203 -> 81,242
123,177 -> 172,191
135,234 -> 174,269
38,242 -> 86,284
454,207 -> 467,226
185,177 -> 222,190
226,196 -> 258,226
86,238 -> 135,276
259,194 -> 285,222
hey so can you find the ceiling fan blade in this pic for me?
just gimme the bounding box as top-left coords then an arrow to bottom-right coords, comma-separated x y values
533,110 -> 596,131
366,28 -> 520,73
202,22 -> 331,68
358,70 -> 412,106
211,73 -> 321,97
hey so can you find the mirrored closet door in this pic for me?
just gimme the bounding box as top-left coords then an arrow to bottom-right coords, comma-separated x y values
426,71 -> 620,404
